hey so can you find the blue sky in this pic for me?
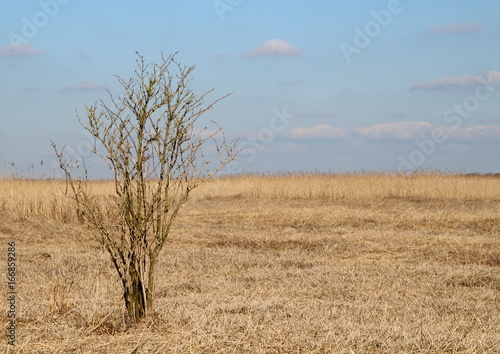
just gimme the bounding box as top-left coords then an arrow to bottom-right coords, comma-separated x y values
1,0 -> 499,177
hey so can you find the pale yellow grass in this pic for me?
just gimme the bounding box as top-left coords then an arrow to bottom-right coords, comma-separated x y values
1,173 -> 499,221
194,172 -> 500,200
0,173 -> 499,353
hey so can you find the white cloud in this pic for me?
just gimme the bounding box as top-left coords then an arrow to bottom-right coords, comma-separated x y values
442,125 -> 500,140
411,71 -> 500,90
0,43 -> 45,57
244,39 -> 301,58
60,81 -> 105,92
353,121 -> 434,140
285,124 -> 349,139
429,22 -> 484,35
354,121 -> 500,141
284,121 -> 500,143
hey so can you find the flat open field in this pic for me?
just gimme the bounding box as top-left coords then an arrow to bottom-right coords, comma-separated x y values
0,173 -> 499,353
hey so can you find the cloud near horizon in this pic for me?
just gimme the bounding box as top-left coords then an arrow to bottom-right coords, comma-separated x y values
59,81 -> 106,93
443,124 -> 500,140
353,121 -> 434,140
284,121 -> 500,142
378,122 -> 500,141
411,71 -> 500,91
244,39 -> 301,58
0,43 -> 45,58
285,124 -> 349,139
429,22 -> 484,35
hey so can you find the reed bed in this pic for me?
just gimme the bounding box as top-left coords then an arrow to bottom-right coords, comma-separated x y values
1,173 -> 499,222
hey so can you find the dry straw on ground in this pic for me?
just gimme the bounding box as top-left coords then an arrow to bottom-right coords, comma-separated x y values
0,173 -> 499,353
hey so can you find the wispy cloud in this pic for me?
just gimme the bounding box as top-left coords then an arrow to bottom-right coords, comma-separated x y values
22,86 -> 46,92
285,122 -> 500,142
59,81 -> 105,93
0,43 -> 45,57
429,22 -> 484,35
442,124 -> 500,140
354,121 -> 500,141
75,50 -> 88,58
353,121 -> 434,140
244,39 -> 301,58
285,124 -> 349,139
293,112 -> 310,118
411,71 -> 500,91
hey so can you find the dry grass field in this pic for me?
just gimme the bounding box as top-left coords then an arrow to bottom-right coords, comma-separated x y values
0,173 -> 499,353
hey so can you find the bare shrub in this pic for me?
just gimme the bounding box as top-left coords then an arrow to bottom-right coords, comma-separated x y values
52,52 -> 237,324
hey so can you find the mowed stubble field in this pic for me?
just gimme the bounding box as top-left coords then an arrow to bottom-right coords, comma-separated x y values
0,173 -> 499,353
